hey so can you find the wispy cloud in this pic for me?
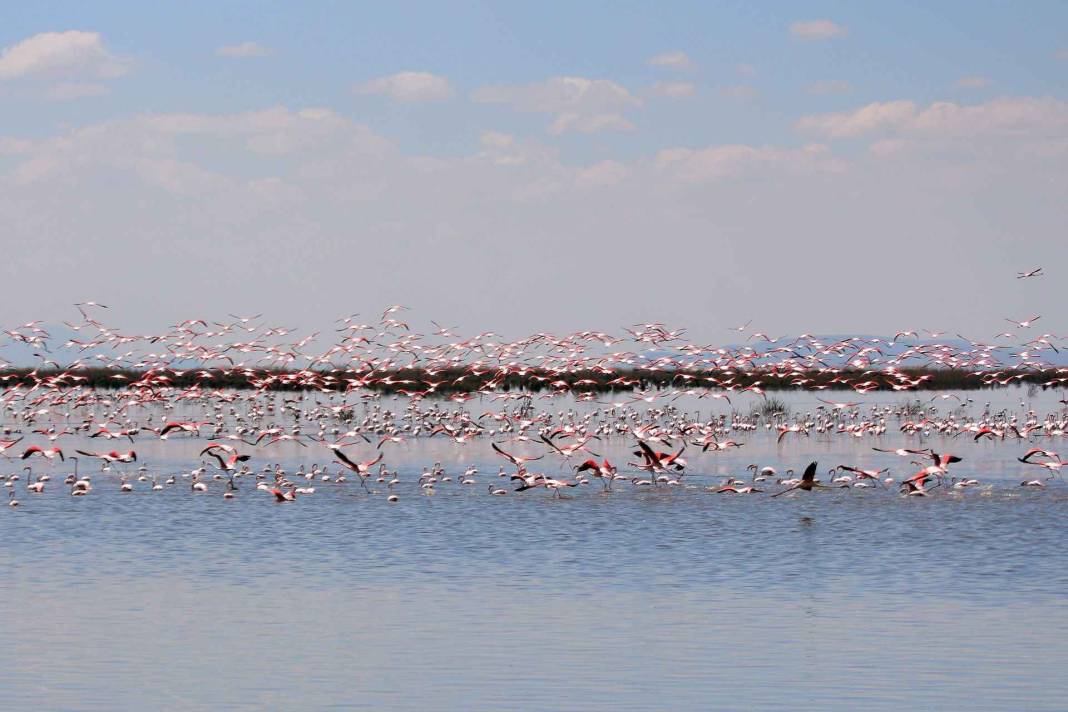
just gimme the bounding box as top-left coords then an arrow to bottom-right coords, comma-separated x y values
357,71 -> 452,102
472,76 -> 641,135
648,51 -> 694,70
790,20 -> 847,40
798,96 -> 1068,140
655,143 -> 844,183
216,42 -> 273,58
652,81 -> 696,98
549,113 -> 634,135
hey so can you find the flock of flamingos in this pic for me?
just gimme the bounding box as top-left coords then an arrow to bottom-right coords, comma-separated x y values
2,288 -> 1066,508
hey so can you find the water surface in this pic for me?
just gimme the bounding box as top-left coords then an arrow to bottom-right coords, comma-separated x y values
3,389 -> 1067,710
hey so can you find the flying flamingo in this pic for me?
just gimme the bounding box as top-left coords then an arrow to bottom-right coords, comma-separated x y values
0,438 -> 24,457
21,446 -> 64,461
491,443 -> 544,471
1006,315 -> 1041,329
771,462 -> 822,497
334,450 -> 384,479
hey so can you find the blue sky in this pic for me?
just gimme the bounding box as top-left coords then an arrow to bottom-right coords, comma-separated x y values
0,2 -> 1065,338
5,1 -> 1066,149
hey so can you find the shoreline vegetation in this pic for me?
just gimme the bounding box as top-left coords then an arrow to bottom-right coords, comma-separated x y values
2,366 -> 1065,394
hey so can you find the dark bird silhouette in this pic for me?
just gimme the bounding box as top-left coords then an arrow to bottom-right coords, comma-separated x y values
771,461 -> 822,497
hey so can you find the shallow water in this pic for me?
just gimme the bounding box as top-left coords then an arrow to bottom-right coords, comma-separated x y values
3,389 -> 1068,710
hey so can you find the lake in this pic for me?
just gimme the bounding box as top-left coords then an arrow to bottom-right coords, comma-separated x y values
2,387 -> 1067,710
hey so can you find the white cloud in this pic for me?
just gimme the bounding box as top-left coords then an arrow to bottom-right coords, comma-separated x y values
549,113 -> 634,135
805,79 -> 852,95
574,160 -> 630,189
0,31 -> 127,80
5,106 -> 392,193
216,42 -> 273,58
472,76 -> 640,114
655,143 -> 844,183
476,131 -> 527,166
472,130 -> 562,170
472,76 -> 641,135
1,100 -> 1064,338
912,97 -> 1068,136
797,100 -> 917,138
790,20 -> 847,40
955,76 -> 990,89
140,106 -> 391,158
356,71 -> 452,102
648,51 -> 694,70
799,97 -> 1068,140
0,137 -> 32,155
652,81 -> 696,98
868,139 -> 913,157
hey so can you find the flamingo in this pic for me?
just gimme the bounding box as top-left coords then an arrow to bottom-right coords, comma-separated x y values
1006,315 -> 1041,329
491,443 -> 544,471
334,450 -> 383,480
21,446 -> 64,461
0,437 -> 24,456
837,465 -> 888,485
200,444 -> 251,472
631,440 -> 686,473
75,449 -> 137,463
574,458 -> 617,490
771,462 -> 822,497
270,486 -> 296,501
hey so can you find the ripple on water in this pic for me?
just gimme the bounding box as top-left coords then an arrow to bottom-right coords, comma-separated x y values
3,430 -> 1068,710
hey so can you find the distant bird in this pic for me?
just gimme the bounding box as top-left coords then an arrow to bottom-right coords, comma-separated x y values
1016,268 -> 1043,279
873,447 -> 929,458
1006,315 -> 1041,328
716,485 -> 762,494
817,397 -> 860,410
75,449 -> 137,463
777,424 -> 809,443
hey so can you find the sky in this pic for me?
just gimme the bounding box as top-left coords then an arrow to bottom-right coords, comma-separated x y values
1,1 -> 1065,341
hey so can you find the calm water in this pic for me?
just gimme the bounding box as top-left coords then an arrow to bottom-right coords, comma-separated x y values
3,389 -> 1068,710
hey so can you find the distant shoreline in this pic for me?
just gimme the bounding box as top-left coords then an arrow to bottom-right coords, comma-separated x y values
3,366 -> 1064,394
